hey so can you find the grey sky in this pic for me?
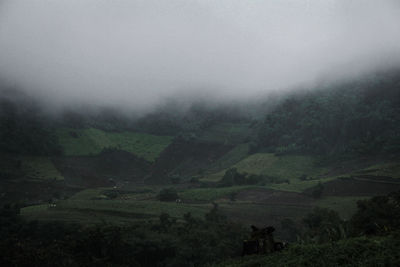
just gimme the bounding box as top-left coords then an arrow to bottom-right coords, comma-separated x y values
0,0 -> 399,111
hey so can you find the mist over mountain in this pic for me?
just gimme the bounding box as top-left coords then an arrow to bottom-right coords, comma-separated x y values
2,2 -> 400,266
0,0 -> 400,112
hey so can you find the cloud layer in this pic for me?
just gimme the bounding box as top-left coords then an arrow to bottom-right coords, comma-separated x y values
0,0 -> 399,111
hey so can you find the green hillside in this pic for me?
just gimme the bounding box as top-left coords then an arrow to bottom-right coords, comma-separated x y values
201,153 -> 329,191
57,128 -> 173,162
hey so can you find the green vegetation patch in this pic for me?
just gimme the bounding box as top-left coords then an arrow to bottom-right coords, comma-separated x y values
57,128 -> 173,162
21,156 -> 64,181
201,153 -> 329,192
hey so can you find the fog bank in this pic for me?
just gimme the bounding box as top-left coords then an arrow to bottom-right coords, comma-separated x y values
0,0 -> 399,111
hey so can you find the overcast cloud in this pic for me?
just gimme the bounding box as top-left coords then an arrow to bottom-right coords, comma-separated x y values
0,0 -> 399,111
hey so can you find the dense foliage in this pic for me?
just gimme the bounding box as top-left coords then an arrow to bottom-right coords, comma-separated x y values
257,71 -> 400,156
350,191 -> 400,236
215,234 -> 400,267
0,204 -> 246,267
3,190 -> 400,266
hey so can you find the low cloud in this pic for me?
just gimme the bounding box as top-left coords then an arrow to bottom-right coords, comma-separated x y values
0,0 -> 399,111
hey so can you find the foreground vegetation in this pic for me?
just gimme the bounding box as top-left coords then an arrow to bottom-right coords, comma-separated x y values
215,234 -> 400,267
2,203 -> 246,267
3,190 -> 400,266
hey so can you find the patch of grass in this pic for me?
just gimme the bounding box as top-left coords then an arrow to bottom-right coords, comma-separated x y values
353,162 -> 400,178
57,128 -> 173,162
260,154 -> 328,179
21,157 -> 64,181
201,153 -> 329,192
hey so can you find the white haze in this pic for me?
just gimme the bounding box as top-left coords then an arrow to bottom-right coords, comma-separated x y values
0,0 -> 399,111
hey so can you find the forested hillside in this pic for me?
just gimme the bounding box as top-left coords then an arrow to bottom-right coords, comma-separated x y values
256,70 -> 400,156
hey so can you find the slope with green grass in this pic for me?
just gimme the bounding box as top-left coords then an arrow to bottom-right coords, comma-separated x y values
201,153 -> 329,191
57,128 -> 173,162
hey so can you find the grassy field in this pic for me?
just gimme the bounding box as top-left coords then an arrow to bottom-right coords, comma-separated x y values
201,153 -> 329,192
57,128 -> 173,162
21,188 -> 211,225
19,155 -> 398,229
21,156 -> 64,181
20,185 -> 370,230
20,186 -> 313,228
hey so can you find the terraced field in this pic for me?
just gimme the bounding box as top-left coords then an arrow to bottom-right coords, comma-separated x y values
201,153 -> 330,191
57,128 -> 173,162
17,140 -> 400,236
18,183 -> 362,230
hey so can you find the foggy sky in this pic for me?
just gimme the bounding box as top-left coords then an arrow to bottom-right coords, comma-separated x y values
0,0 -> 400,111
